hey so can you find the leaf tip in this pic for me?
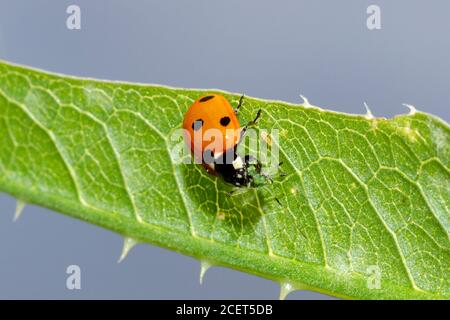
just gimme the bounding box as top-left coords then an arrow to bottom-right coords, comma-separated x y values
199,260 -> 213,285
117,237 -> 139,263
13,199 -> 27,222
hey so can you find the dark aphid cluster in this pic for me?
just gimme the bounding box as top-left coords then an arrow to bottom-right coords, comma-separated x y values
206,149 -> 268,188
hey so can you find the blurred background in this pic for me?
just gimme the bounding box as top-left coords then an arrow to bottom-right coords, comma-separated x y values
0,0 -> 448,299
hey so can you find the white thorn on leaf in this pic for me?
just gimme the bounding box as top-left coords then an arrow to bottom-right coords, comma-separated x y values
199,260 -> 212,285
279,282 -> 296,300
118,237 -> 139,263
402,103 -> 417,116
299,95 -> 313,108
363,102 -> 374,120
13,199 -> 26,222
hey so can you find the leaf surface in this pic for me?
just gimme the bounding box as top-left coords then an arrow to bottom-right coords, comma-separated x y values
0,60 -> 448,299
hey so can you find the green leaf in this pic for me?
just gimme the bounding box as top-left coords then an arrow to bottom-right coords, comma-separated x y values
0,60 -> 449,299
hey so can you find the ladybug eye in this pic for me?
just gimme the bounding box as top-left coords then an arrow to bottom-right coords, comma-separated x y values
199,95 -> 214,103
220,116 -> 231,127
192,119 -> 204,131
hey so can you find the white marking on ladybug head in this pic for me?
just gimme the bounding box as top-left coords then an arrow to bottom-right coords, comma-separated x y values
232,156 -> 244,170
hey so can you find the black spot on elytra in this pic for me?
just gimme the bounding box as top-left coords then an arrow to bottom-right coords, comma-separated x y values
220,116 -> 231,127
192,119 -> 203,131
199,95 -> 214,103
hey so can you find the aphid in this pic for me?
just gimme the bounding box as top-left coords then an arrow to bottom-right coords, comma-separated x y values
182,94 -> 273,189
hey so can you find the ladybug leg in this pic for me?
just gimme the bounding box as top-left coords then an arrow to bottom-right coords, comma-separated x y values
251,109 -> 262,124
234,94 -> 245,115
238,109 -> 262,142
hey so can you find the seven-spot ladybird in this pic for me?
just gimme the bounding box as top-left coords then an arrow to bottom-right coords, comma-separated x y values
182,94 -> 270,188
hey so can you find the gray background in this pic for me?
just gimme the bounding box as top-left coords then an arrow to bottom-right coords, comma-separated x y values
0,0 -> 448,299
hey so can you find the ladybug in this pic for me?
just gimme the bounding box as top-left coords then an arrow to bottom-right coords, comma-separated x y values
182,94 -> 270,188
